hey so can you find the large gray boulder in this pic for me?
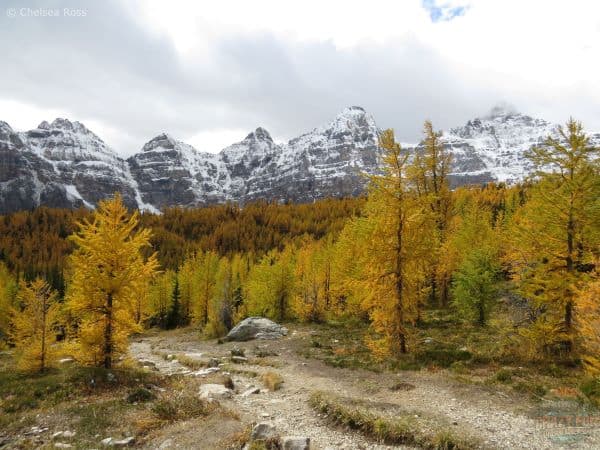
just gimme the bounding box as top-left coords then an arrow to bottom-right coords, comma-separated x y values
224,317 -> 288,342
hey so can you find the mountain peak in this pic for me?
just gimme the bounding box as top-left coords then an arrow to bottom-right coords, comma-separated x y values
37,118 -> 93,136
245,127 -> 273,142
486,103 -> 519,119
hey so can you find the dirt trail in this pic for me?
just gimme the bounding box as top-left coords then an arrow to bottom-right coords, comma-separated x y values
130,328 -> 600,449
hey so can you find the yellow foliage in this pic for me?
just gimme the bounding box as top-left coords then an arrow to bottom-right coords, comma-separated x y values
10,278 -> 60,372
66,194 -> 159,368
577,274 -> 600,374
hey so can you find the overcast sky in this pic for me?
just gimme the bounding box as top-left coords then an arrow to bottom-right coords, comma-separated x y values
1,0 -> 599,156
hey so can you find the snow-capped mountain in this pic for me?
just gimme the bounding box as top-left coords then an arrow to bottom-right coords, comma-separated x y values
1,106 -> 597,214
0,118 -> 139,213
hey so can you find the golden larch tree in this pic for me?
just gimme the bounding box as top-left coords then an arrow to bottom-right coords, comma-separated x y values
511,119 -> 600,350
358,129 -> 433,356
408,121 -> 453,306
10,278 -> 60,372
66,194 -> 159,368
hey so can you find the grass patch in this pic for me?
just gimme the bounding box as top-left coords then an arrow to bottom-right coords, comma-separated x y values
127,387 -> 156,403
309,391 -> 483,449
176,354 -> 210,370
152,394 -> 215,422
260,371 -> 284,391
580,377 -> 600,407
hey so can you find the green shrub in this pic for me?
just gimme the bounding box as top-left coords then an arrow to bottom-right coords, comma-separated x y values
127,387 -> 156,403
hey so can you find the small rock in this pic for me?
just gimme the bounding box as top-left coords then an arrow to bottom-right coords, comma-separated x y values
231,347 -> 246,357
106,373 -> 116,383
54,444 -> 72,449
282,436 -> 310,450
113,437 -> 135,447
231,356 -> 248,363
52,432 -> 64,439
199,383 -> 233,400
58,357 -> 74,364
159,439 -> 173,449
62,431 -> 76,438
261,412 -> 271,418
138,360 -> 157,368
190,367 -> 220,377
250,422 -> 277,440
101,437 -> 113,446
241,387 -> 260,397
208,357 -> 220,367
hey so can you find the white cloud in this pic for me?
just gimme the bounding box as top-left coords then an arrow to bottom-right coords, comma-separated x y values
1,0 -> 599,156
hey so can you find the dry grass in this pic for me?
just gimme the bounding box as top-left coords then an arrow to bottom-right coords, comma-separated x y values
309,391 -> 484,449
260,371 -> 284,391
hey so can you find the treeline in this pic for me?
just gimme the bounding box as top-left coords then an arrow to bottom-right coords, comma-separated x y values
2,117 -> 600,376
0,197 -> 363,295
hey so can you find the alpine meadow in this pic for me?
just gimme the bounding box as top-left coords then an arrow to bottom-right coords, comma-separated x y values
2,1 -> 600,448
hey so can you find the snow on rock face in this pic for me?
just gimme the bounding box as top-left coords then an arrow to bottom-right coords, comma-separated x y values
0,118 -> 139,212
1,105 -> 599,214
128,133 -> 228,209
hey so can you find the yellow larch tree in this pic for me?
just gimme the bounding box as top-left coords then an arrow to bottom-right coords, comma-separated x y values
10,278 -> 60,372
66,194 -> 159,368
511,119 -> 600,351
358,129 -> 433,356
577,271 -> 600,374
408,121 -> 453,306
0,262 -> 17,346
192,251 -> 220,327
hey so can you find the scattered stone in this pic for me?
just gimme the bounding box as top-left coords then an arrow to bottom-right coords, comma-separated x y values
224,317 -> 288,342
231,356 -> 248,364
54,443 -> 72,449
260,412 -> 270,418
183,352 -> 203,359
231,347 -> 246,357
166,354 -> 175,360
199,383 -> 233,400
52,432 -> 64,439
106,372 -> 116,383
190,367 -> 220,377
26,426 -> 49,435
62,431 -> 76,438
208,357 -> 220,367
58,357 -> 74,364
250,422 -> 277,440
101,437 -> 113,446
137,360 -> 157,369
282,436 -> 310,450
159,439 -> 173,449
241,387 -> 260,397
113,437 -> 135,447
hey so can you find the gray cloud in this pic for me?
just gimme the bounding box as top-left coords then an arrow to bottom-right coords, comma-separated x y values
0,0 -> 588,156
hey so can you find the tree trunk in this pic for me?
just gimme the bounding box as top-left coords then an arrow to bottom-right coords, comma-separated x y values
396,213 -> 407,354
41,296 -> 46,372
478,300 -> 485,326
103,292 -> 113,369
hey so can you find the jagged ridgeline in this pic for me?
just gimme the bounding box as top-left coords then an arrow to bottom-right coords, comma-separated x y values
2,106 -> 599,214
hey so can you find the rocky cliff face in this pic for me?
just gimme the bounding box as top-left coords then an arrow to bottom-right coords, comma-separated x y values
1,106 -> 597,213
0,118 -> 138,213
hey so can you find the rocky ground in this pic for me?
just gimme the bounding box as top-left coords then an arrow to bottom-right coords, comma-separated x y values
128,325 -> 600,449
